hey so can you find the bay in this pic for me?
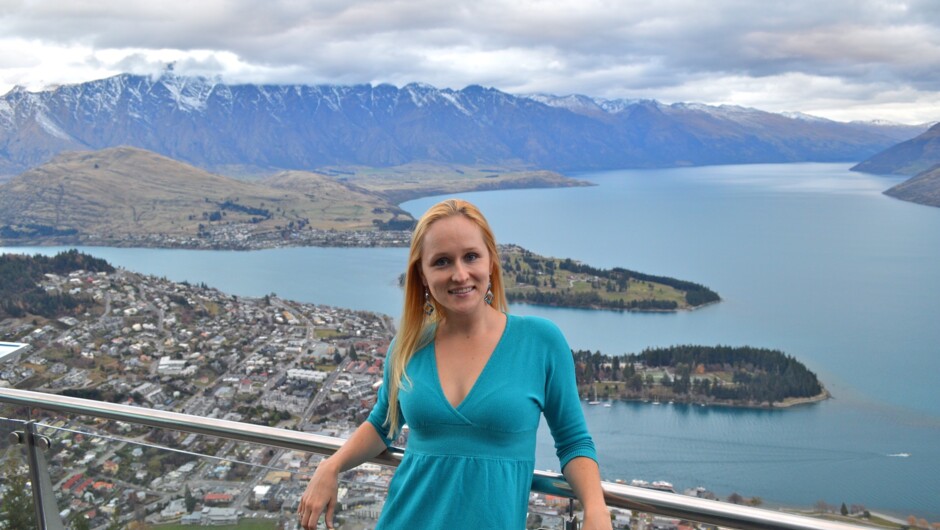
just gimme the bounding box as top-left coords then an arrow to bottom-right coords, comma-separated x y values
4,163 -> 938,519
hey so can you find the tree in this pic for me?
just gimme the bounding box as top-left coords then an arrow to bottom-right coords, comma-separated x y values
70,512 -> 91,530
840,502 -> 848,516
727,492 -> 744,505
0,457 -> 36,530
185,484 -> 196,512
105,506 -> 123,530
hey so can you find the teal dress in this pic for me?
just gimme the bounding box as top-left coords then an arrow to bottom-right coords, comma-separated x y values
366,314 -> 597,529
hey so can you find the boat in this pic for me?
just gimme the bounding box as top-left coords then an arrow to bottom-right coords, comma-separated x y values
651,481 -> 676,493
588,385 -> 601,405
629,479 -> 677,494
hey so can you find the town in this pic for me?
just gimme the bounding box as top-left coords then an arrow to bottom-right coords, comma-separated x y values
0,265 -> 676,529
66,224 -> 414,251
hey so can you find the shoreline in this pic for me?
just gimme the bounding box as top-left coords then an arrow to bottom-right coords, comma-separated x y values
596,387 -> 831,410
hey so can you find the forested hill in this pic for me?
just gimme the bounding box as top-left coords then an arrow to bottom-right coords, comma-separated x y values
574,345 -> 825,407
0,250 -> 114,319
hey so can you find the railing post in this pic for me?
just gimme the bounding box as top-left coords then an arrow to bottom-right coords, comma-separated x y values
17,421 -> 66,530
564,499 -> 579,530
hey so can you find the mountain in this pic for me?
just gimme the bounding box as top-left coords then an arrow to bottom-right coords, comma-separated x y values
0,73 -> 926,177
851,122 -> 940,176
883,164 -> 940,207
0,146 -> 408,244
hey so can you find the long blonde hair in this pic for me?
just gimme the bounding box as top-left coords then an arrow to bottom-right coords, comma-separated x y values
385,199 -> 508,438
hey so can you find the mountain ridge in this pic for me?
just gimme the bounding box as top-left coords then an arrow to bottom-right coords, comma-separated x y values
0,73 -> 928,177
883,163 -> 940,207
851,122 -> 940,176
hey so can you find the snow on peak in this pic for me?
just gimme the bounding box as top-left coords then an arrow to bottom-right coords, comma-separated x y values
157,73 -> 217,112
781,111 -> 831,122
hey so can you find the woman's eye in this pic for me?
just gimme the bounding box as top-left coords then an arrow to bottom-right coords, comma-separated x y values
465,253 -> 479,262
433,257 -> 450,267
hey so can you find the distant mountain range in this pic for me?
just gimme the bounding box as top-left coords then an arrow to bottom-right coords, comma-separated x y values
0,73 -> 928,177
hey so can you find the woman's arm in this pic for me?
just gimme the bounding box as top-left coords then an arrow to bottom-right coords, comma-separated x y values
563,456 -> 612,530
298,421 -> 389,530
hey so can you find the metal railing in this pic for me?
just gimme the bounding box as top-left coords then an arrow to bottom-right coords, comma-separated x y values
1,387 -> 869,530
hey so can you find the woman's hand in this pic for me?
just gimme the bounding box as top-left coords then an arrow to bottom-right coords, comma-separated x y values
562,457 -> 613,530
297,459 -> 340,529
580,507 -> 614,530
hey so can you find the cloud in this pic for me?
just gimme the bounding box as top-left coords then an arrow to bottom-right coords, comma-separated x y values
1,0 -> 939,123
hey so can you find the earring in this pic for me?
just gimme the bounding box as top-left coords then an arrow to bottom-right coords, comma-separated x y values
484,282 -> 494,305
423,288 -> 435,316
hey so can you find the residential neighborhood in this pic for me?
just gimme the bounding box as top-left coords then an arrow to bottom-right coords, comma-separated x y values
0,266 -> 651,529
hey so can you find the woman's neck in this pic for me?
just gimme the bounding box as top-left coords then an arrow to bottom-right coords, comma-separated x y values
438,306 -> 502,339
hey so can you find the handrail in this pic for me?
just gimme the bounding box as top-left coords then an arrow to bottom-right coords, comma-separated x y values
1,387 -> 868,530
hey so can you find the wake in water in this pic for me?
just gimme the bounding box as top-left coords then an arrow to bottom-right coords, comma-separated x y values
887,453 -> 911,458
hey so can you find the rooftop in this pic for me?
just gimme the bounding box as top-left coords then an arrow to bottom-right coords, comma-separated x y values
0,341 -> 28,363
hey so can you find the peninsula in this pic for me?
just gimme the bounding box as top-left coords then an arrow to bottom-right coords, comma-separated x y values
500,245 -> 720,311
574,346 -> 828,409
396,244 -> 720,313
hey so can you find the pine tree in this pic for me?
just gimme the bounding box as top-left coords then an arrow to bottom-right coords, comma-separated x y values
0,458 -> 36,530
185,485 -> 196,512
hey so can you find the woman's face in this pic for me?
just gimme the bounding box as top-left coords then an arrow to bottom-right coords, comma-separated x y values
419,214 -> 493,319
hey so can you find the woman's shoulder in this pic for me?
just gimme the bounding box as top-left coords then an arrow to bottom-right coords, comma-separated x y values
507,314 -> 567,343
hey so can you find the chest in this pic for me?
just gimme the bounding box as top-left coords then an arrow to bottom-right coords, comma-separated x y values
399,343 -> 546,433
434,332 -> 502,409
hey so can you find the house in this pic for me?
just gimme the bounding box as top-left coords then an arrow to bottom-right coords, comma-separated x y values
203,492 -> 234,506
205,507 -> 238,525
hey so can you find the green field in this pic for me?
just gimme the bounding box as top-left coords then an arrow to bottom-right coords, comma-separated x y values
154,518 -> 277,530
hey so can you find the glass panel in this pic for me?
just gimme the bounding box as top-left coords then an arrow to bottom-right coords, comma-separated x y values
0,415 -> 39,530
6,416 -> 394,529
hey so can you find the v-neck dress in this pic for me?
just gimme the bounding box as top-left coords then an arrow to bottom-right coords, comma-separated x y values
366,314 -> 597,529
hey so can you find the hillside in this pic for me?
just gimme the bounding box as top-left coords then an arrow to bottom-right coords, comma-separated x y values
501,245 -> 719,311
328,164 -> 594,204
0,73 -> 925,177
0,250 -> 113,319
852,122 -> 940,176
884,164 -> 940,207
0,146 -> 409,246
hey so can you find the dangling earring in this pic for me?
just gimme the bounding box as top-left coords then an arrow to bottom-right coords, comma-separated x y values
423,288 -> 435,316
484,281 -> 494,305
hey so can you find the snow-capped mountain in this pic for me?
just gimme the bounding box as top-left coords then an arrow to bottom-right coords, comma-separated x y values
0,73 -> 927,176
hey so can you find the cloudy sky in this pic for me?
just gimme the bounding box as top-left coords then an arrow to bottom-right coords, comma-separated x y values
1,0 -> 939,124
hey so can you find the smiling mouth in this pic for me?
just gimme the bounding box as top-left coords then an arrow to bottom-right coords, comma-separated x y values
449,286 -> 475,295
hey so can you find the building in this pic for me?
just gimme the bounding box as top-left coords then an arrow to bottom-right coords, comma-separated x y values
0,342 -> 29,364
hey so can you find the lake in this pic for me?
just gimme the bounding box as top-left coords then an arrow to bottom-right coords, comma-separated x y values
5,163 -> 939,519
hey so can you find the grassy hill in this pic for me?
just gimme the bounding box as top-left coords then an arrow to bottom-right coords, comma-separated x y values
0,146 -> 410,244
0,148 -> 593,247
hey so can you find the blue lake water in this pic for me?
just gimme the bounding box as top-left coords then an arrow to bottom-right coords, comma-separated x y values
4,163 -> 939,518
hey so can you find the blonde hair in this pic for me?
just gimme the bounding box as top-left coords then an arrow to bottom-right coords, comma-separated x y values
385,199 -> 508,438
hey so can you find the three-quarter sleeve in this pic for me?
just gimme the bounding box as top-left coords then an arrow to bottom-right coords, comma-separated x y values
366,344 -> 403,447
539,319 -> 598,471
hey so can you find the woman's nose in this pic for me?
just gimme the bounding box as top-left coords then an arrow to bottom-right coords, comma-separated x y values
452,262 -> 469,281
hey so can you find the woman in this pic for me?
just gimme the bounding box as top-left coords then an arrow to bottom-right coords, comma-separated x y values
299,199 -> 611,530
